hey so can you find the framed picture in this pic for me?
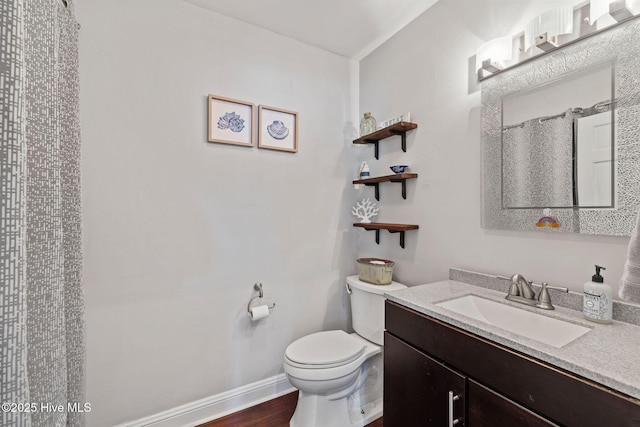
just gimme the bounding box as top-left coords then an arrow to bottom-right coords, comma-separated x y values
258,105 -> 298,153
208,94 -> 254,147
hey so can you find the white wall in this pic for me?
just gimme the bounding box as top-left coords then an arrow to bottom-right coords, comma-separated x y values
358,0 -> 631,293
78,0 -> 358,425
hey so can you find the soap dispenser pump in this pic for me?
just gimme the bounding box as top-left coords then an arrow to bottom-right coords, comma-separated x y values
583,265 -> 612,324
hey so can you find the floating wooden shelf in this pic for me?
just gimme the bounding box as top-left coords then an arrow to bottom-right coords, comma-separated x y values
353,222 -> 419,248
353,173 -> 418,201
353,122 -> 418,159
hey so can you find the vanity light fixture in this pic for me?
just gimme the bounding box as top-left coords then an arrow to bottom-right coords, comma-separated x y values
610,0 -> 635,20
524,6 -> 574,52
590,0 -> 637,23
475,36 -> 513,78
474,0 -> 640,81
534,33 -> 558,51
590,0 -> 613,23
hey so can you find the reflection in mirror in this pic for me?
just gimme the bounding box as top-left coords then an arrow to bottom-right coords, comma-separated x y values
576,106 -> 614,207
501,64 -> 615,209
481,17 -> 640,236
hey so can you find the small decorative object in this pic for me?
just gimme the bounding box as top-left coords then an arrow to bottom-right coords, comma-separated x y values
352,198 -> 379,223
359,162 -> 370,179
390,165 -> 409,174
357,258 -> 395,285
379,112 -> 411,129
359,112 -> 377,136
535,208 -> 561,228
208,94 -> 254,147
354,162 -> 370,190
259,105 -> 298,153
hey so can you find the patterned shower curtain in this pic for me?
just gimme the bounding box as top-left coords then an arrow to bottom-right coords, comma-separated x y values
1,0 -> 84,426
502,108 -> 576,209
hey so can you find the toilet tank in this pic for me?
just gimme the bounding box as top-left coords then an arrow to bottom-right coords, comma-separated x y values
347,275 -> 407,345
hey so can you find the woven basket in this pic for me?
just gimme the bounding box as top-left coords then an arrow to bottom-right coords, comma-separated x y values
356,258 -> 395,285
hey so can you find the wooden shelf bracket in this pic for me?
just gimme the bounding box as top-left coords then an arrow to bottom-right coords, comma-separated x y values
353,173 -> 418,201
353,122 -> 417,160
353,223 -> 419,248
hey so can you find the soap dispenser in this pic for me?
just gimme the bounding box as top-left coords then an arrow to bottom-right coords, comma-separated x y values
583,265 -> 612,324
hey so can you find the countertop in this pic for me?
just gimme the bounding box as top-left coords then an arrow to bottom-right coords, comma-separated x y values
385,279 -> 640,400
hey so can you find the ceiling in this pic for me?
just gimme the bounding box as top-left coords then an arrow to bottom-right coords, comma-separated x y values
184,0 -> 440,59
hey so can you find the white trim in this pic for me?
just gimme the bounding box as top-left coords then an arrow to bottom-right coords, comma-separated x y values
115,374 -> 295,427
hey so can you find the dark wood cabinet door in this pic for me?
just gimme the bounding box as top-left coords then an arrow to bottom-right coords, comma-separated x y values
468,379 -> 559,427
384,332 -> 466,426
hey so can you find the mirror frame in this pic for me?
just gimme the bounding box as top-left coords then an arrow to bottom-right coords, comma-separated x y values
481,18 -> 640,236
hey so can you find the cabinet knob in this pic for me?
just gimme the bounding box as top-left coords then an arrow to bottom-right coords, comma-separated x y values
448,390 -> 461,427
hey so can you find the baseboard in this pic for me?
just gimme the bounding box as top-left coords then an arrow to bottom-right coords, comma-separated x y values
115,374 -> 295,427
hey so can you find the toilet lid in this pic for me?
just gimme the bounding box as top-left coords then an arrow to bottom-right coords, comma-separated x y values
347,275 -> 408,295
285,330 -> 365,366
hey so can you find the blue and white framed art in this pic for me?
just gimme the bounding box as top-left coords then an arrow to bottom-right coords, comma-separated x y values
258,105 -> 298,153
208,94 -> 255,147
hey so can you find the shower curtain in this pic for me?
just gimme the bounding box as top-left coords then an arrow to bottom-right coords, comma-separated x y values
502,108 -> 576,208
1,0 -> 84,426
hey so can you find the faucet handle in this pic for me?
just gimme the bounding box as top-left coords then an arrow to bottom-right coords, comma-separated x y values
537,282 -> 569,310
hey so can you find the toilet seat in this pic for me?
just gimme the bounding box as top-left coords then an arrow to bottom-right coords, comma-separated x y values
283,332 -> 381,384
285,330 -> 365,369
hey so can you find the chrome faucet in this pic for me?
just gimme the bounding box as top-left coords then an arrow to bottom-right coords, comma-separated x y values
500,274 -> 568,310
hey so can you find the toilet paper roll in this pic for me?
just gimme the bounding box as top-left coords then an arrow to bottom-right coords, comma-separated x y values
250,305 -> 270,321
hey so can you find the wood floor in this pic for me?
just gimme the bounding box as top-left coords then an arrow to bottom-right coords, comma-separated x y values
198,391 -> 383,427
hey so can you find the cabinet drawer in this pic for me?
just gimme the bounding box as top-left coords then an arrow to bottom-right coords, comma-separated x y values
386,300 -> 640,427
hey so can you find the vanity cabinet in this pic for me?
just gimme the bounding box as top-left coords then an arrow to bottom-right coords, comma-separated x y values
385,333 -> 556,426
384,300 -> 640,427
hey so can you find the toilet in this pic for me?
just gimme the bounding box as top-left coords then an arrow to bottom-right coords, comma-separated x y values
283,275 -> 407,427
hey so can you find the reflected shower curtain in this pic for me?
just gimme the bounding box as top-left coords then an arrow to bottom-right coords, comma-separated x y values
1,0 -> 84,426
502,108 -> 576,208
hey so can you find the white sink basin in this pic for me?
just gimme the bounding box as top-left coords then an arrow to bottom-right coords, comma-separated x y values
436,295 -> 591,348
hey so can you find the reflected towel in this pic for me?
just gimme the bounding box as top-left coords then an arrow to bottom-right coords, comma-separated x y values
620,209 -> 640,303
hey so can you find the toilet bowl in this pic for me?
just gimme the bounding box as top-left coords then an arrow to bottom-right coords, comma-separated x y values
283,276 -> 407,427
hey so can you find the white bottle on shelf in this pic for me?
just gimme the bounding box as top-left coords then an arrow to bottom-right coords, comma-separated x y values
359,162 -> 370,179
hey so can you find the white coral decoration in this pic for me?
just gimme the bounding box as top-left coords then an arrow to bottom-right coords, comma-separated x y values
352,198 -> 379,223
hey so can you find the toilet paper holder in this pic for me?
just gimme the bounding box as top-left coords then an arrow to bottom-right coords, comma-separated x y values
247,282 -> 276,314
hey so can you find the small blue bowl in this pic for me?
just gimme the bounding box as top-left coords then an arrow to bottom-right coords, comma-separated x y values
390,165 -> 409,174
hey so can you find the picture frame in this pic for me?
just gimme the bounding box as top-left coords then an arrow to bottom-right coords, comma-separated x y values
208,94 -> 255,147
258,105 -> 298,153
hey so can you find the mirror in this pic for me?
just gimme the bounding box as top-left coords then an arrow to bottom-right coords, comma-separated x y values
482,17 -> 640,236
